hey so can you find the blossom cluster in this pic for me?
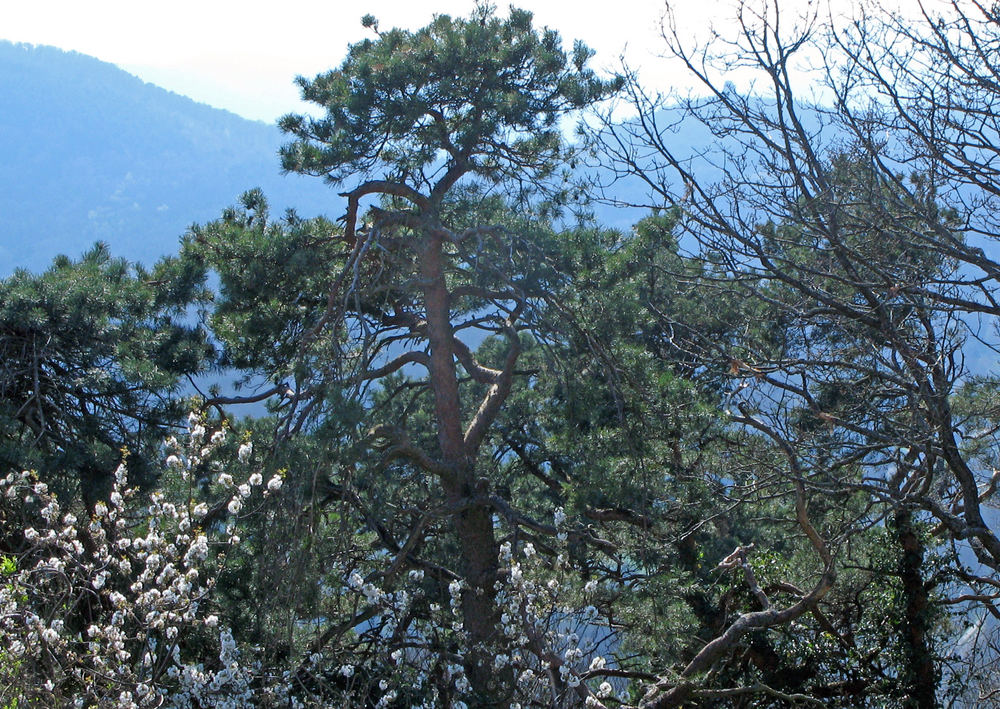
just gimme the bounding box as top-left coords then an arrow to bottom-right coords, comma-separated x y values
0,415 -> 636,708
0,417 -> 290,708
490,512 -> 632,708
317,505 -> 634,708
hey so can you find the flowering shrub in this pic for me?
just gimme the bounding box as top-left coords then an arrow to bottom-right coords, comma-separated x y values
488,518 -> 632,708
0,417 -> 288,708
306,507 -> 633,708
0,417 -> 635,708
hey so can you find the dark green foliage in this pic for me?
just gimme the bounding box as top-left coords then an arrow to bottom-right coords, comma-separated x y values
183,189 -> 342,379
279,4 -> 620,190
0,243 -> 210,505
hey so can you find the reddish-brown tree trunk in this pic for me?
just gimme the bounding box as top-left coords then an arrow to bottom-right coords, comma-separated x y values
419,232 -> 505,704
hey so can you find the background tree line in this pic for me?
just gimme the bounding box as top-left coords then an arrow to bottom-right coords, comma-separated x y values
3,1 -> 1000,706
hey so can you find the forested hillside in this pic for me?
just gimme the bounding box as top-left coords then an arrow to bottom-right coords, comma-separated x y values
0,41 -> 333,273
3,3 -> 1000,708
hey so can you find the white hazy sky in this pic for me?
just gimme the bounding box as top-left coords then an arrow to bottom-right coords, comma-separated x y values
0,0 -> 697,123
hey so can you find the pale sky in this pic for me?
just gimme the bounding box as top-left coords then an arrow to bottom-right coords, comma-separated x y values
2,0 -> 935,123
0,0 -> 686,123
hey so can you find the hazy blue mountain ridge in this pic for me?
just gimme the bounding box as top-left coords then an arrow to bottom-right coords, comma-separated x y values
0,41 -> 335,273
1,41 -> 695,277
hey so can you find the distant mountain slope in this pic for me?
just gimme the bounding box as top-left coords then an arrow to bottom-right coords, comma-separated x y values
0,41 -> 334,273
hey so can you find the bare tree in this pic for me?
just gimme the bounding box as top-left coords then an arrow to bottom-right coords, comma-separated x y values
589,1 -> 1000,705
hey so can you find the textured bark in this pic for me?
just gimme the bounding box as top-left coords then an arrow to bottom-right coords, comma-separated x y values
418,231 -> 506,704
419,233 -> 466,471
451,492 -> 506,704
893,508 -> 937,709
